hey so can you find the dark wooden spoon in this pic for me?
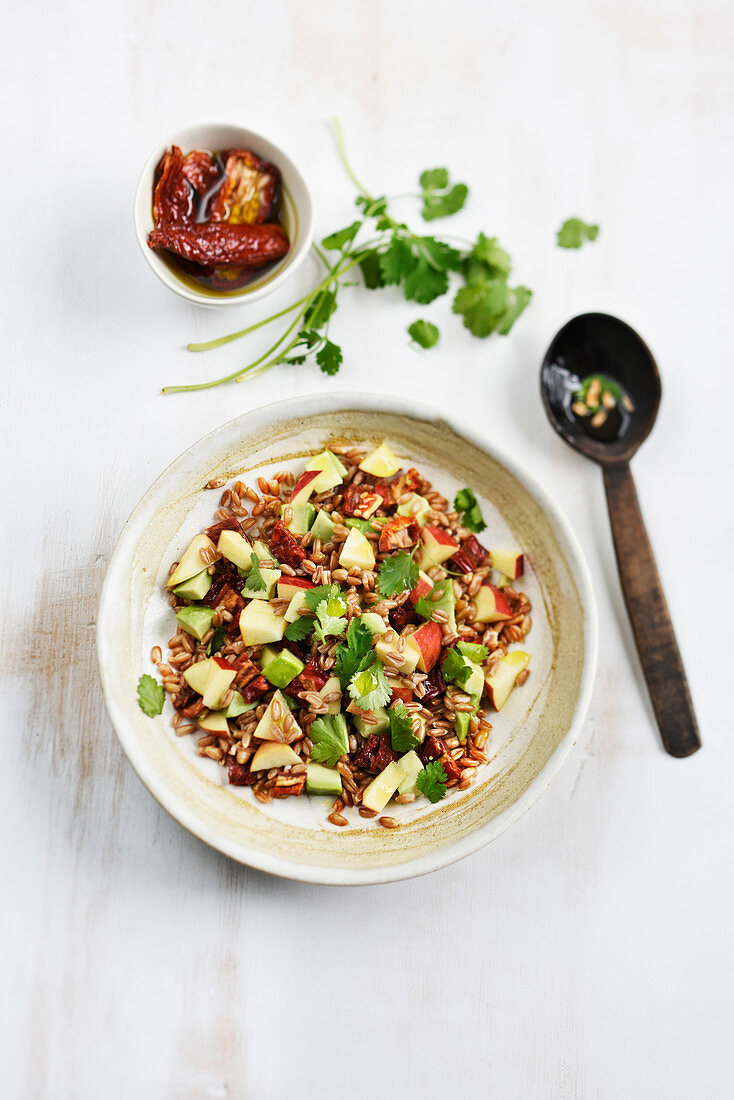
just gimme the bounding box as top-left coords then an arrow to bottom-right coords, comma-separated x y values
540,312 -> 701,757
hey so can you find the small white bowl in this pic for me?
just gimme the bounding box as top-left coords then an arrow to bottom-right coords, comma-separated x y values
133,123 -> 314,309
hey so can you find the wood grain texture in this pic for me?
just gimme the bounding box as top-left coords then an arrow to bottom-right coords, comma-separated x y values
1,0 -> 733,1097
603,463 -> 700,756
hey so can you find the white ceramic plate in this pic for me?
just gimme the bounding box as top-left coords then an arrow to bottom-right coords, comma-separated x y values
97,394 -> 597,884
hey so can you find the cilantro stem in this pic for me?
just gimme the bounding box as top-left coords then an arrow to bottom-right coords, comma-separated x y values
332,117 -> 373,201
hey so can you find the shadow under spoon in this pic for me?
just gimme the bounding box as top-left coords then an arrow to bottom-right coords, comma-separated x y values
540,312 -> 701,758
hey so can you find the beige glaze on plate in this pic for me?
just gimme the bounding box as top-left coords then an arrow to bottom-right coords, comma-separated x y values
97,395 -> 597,884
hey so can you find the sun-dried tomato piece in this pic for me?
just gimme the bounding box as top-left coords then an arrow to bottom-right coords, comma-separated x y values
148,222 -> 290,268
172,684 -> 197,712
451,535 -> 489,574
269,520 -> 306,570
450,550 -> 474,574
389,602 -> 416,631
241,675 -> 269,702
152,145 -> 193,227
391,468 -> 424,498
272,775 -> 306,798
287,658 -> 330,699
342,485 -> 382,519
210,149 -> 279,225
228,760 -> 258,786
378,515 -> 420,553
419,736 -> 443,763
182,150 -> 221,196
373,736 -> 398,773
420,666 -> 446,701
182,697 -> 205,719
440,752 -> 462,783
205,516 -> 244,542
354,733 -> 380,773
370,481 -> 395,507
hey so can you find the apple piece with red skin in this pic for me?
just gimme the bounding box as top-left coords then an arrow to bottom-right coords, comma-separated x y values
484,651 -> 530,710
183,657 -> 213,695
202,656 -> 237,711
249,741 -> 301,771
197,709 -> 230,734
408,569 -> 433,605
390,684 -> 414,705
404,620 -> 443,673
290,469 -> 321,507
490,548 -> 524,580
276,575 -> 316,601
416,526 -> 459,571
473,584 -> 513,624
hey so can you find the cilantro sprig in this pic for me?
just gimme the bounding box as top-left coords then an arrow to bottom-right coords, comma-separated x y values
242,552 -> 266,594
557,218 -> 599,249
416,760 -> 448,803
137,674 -> 165,717
408,319 -> 439,349
313,599 -> 348,643
309,714 -> 350,767
284,616 -> 315,642
163,123 -> 533,394
388,702 -> 419,753
376,550 -> 419,598
347,655 -> 391,713
335,618 -> 374,688
454,487 -> 486,533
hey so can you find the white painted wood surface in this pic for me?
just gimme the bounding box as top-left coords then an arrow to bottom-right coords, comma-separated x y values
2,0 -> 732,1096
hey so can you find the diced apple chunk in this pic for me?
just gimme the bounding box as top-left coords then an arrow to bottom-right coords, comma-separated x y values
277,576 -> 315,601
408,570 -> 433,605
397,493 -> 430,524
473,584 -> 513,623
404,621 -> 443,672
217,529 -> 252,570
362,761 -> 406,813
249,742 -> 301,771
317,675 -> 342,715
359,442 -> 401,478
197,710 -> 230,734
416,526 -> 458,571
290,469 -> 321,506
285,590 -> 310,623
338,527 -> 375,571
183,658 -> 213,695
202,657 -> 236,711
375,636 -> 420,675
245,568 -> 281,600
239,601 -> 287,645
490,548 -> 524,580
484,651 -> 530,711
360,612 -> 387,635
397,750 -> 424,796
305,450 -> 347,493
253,690 -> 302,742
166,534 -> 219,589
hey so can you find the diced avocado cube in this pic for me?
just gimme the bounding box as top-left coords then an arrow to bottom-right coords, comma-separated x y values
261,648 -> 305,688
454,712 -> 471,742
310,509 -> 336,543
306,762 -> 343,797
176,605 -> 216,641
462,663 -> 484,699
286,501 -> 315,536
173,568 -> 213,601
397,750 -> 424,795
360,612 -> 387,636
350,706 -> 390,737
420,578 -> 456,633
457,641 -> 487,662
221,692 -> 255,719
345,516 -> 388,534
259,646 -> 280,670
396,493 -> 431,525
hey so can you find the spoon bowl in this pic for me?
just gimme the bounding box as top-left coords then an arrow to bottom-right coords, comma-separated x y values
541,313 -> 662,464
540,313 -> 701,758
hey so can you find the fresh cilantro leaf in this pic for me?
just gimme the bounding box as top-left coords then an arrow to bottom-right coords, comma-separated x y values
415,578 -> 451,621
356,195 -> 388,218
496,286 -> 532,334
376,550 -> 419,598
416,759 -> 448,803
464,233 -> 512,279
316,339 -> 343,376
357,250 -> 385,289
243,552 -> 266,593
454,487 -> 486,533
335,618 -> 374,688
557,218 -> 599,249
304,584 -> 341,612
388,702 -> 419,752
304,289 -> 337,329
418,238 -> 463,272
284,616 -> 315,642
137,674 -> 165,717
322,221 -> 362,251
347,657 -> 391,712
441,646 -> 471,686
310,714 -> 350,767
419,168 -> 468,222
452,281 -> 509,337
404,261 -> 449,304
313,599 -> 348,643
282,355 -> 307,366
408,319 -> 439,348
206,624 -> 226,655
419,168 -> 450,190
379,236 -> 416,285
457,640 -> 488,662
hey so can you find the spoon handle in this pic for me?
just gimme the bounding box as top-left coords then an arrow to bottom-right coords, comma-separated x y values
602,463 -> 701,757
